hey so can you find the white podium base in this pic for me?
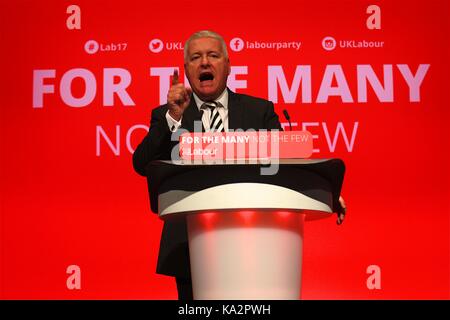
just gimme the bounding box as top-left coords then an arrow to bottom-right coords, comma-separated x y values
187,210 -> 304,300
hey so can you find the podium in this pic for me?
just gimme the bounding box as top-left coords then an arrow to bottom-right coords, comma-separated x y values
147,158 -> 345,300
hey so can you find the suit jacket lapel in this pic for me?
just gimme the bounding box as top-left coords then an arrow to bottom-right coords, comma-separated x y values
227,89 -> 244,130
181,97 -> 202,132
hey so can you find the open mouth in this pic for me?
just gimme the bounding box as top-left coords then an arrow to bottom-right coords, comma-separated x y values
199,72 -> 214,82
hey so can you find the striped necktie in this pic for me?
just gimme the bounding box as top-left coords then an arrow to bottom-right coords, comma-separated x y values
202,101 -> 224,132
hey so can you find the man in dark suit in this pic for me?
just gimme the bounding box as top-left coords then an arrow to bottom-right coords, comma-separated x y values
133,30 -> 346,299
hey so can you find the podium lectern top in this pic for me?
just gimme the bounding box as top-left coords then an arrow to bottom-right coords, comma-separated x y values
145,158 -> 345,218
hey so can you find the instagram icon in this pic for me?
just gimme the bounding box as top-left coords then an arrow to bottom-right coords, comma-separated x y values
322,36 -> 336,51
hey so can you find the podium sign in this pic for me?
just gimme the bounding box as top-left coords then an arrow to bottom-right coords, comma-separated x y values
179,131 -> 313,161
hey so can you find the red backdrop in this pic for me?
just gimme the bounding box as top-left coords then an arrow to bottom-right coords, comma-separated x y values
1,0 -> 449,299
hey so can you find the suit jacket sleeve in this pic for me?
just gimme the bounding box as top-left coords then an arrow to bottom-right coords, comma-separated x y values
132,106 -> 172,176
264,101 -> 283,130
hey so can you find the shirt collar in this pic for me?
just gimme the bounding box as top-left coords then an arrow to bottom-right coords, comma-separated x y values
193,88 -> 228,110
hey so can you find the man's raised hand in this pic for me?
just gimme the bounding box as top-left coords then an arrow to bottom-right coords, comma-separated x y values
167,69 -> 192,121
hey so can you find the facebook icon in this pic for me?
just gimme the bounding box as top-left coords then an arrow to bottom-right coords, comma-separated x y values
230,37 -> 244,52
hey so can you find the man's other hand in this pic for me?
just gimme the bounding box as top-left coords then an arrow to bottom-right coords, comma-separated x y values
337,196 -> 347,225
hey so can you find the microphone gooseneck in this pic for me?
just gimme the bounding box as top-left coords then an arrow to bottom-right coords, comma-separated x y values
283,109 -> 292,131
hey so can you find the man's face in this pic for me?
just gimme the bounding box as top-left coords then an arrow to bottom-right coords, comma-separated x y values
185,37 -> 230,101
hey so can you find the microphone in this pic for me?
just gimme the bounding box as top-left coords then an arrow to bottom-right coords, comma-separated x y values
283,109 -> 292,131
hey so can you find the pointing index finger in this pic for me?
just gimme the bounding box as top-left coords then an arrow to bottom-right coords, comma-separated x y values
172,69 -> 179,85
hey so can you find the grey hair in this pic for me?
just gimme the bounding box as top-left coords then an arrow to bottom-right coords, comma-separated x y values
184,30 -> 229,62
